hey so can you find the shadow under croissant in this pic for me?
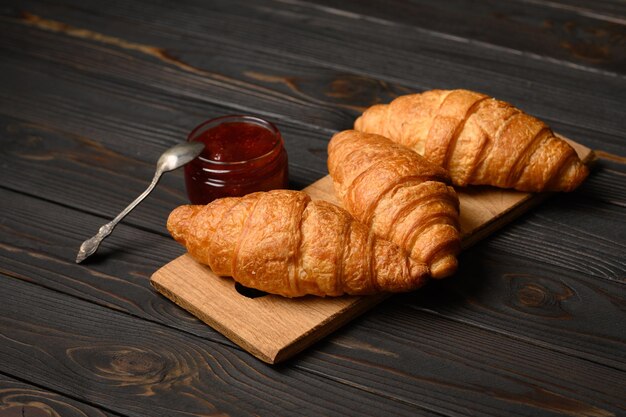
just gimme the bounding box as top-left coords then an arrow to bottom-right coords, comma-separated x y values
396,248 -> 490,311
234,282 -> 269,299
230,255 -> 480,301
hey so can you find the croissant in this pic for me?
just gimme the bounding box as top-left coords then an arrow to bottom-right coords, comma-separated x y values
354,89 -> 589,192
328,130 -> 460,279
167,190 -> 429,297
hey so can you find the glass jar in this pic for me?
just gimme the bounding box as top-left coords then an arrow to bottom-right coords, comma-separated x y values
184,115 -> 289,205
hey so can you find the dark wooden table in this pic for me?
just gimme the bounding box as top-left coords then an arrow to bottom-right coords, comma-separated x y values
1,1 -> 625,416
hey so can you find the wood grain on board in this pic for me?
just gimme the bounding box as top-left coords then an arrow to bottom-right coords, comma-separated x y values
151,139 -> 593,364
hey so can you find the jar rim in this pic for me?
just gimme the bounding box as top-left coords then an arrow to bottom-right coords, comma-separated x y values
188,115 -> 283,166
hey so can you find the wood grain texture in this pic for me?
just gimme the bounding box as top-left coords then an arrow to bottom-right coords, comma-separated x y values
2,275 -> 624,417
4,0 -> 626,142
308,0 -> 626,73
7,270 -> 624,416
0,12 -> 353,135
297,301 -> 625,417
152,255 -> 387,364
574,158 -> 626,207
0,187 -> 234,347
2,267 -> 624,417
400,247 -> 626,370
0,7 -> 624,164
512,0 -> 626,21
0,181 -> 623,371
0,0 -> 625,413
484,195 -> 626,283
2,6 -> 625,157
151,140 -> 594,363
0,374 -> 118,417
0,20 -> 332,182
2,174 -> 622,412
0,276 -> 438,417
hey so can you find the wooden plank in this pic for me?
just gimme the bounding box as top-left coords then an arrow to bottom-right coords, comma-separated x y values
0,186 -> 233,347
0,33 -> 623,366
485,195 -> 626,283
2,13 -> 625,158
512,0 -> 626,21
1,184 -> 625,370
5,0 -> 626,140
0,374 -> 120,417
0,1 -> 623,415
298,301 -> 626,417
574,157 -> 626,207
1,16 -> 614,191
0,26 -> 332,176
2,275 -> 624,417
0,13 -> 354,135
307,0 -> 626,74
401,248 -> 626,370
0,276 -> 445,417
151,140 -> 594,363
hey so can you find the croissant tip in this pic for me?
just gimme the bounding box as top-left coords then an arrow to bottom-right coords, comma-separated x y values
552,159 -> 590,192
354,104 -> 387,132
167,205 -> 198,245
354,116 -> 363,130
429,254 -> 458,279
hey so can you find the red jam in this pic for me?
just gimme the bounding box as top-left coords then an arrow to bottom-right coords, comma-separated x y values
185,115 -> 289,205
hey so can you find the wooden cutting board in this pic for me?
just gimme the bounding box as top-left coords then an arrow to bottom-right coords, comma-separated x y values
151,138 -> 593,364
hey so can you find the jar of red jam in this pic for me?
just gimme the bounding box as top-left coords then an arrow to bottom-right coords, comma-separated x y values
184,115 -> 289,205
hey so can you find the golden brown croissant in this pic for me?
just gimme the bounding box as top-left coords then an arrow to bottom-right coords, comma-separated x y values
167,190 -> 429,297
328,130 -> 460,279
354,89 -> 589,192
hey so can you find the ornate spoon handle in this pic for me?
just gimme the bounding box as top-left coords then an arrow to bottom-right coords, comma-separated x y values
76,170 -> 161,263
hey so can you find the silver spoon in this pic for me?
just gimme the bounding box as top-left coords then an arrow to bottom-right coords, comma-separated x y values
76,141 -> 205,263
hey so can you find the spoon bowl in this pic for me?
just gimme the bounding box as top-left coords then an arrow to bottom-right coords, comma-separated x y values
158,141 -> 205,173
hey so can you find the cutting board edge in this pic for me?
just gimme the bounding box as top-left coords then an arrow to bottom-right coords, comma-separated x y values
151,256 -> 390,364
272,294 -> 389,364
150,265 -> 276,363
460,192 -> 542,250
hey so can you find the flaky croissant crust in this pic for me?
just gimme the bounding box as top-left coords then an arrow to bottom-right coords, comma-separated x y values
328,130 -> 461,279
168,190 -> 429,297
354,89 -> 588,192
